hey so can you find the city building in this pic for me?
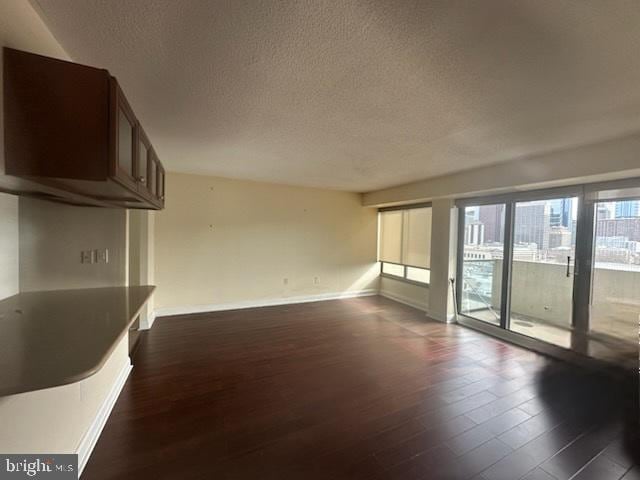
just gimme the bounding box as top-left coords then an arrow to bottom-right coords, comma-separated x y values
465,220 -> 485,245
597,203 -> 614,220
595,247 -> 632,264
548,226 -> 572,248
596,217 -> 640,241
478,204 -> 505,243
514,202 -> 551,251
549,198 -> 573,227
614,199 -> 640,218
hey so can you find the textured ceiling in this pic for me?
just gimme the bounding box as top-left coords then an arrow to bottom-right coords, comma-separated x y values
33,0 -> 640,192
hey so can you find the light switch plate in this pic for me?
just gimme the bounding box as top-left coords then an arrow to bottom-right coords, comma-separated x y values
81,250 -> 93,264
95,249 -> 109,264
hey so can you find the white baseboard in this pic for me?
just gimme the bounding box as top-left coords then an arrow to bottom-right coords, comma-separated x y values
77,359 -> 133,477
154,289 -> 379,319
429,313 -> 452,323
379,290 -> 428,312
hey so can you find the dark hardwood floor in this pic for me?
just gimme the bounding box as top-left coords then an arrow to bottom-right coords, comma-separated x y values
83,296 -> 639,480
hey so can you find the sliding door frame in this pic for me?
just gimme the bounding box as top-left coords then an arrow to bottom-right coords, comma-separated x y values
453,176 -> 640,367
455,177 -> 640,353
581,178 -> 640,346
499,203 -> 514,330
572,195 -> 594,338
455,185 -> 586,336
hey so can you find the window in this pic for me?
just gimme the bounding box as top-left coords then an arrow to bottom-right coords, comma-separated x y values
406,266 -> 431,284
382,262 -> 404,277
378,205 -> 432,285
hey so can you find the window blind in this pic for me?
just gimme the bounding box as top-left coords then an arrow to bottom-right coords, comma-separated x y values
402,207 -> 431,269
378,210 -> 403,264
378,206 -> 431,269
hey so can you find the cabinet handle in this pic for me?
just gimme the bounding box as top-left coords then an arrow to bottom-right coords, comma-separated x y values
136,176 -> 145,182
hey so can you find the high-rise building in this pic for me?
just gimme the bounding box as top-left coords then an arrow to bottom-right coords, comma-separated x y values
465,221 -> 485,245
614,200 -> 640,218
595,236 -> 628,249
596,204 -> 612,220
514,202 -> 550,250
596,217 -> 640,241
465,207 -> 479,222
478,204 -> 505,243
549,198 -> 573,227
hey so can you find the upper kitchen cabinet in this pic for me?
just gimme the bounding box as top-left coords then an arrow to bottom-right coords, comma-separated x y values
1,47 -> 165,209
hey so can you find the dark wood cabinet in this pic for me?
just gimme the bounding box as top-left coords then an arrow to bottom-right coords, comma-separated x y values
111,81 -> 138,192
157,163 -> 166,203
149,152 -> 158,198
1,48 -> 165,210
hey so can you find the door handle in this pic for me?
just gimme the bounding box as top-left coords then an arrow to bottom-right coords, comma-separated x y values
566,256 -> 571,278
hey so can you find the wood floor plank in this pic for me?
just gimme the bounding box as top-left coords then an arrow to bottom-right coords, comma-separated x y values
621,466 -> 640,480
571,452 -> 629,480
477,414 -> 592,480
79,296 -> 638,480
540,424 -> 622,480
520,467 -> 559,480
447,408 -> 531,455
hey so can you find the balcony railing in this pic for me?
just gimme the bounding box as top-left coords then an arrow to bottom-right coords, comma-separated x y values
460,259 -> 640,343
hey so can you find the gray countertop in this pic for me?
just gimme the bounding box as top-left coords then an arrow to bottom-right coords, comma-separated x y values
0,285 -> 155,396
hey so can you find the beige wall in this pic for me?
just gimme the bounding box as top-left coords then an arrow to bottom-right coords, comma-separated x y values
379,277 -> 428,311
428,199 -> 458,322
363,133 -> 640,207
19,197 -> 128,292
128,210 -> 155,327
154,172 -> 379,313
0,193 -> 18,299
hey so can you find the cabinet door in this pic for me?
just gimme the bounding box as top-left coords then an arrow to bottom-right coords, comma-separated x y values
137,128 -> 152,198
156,163 -> 165,206
148,150 -> 157,198
110,79 -> 139,191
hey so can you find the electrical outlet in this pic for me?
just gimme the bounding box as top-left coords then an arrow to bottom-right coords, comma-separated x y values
95,248 -> 109,264
81,250 -> 93,264
283,278 -> 288,285
314,277 -> 320,285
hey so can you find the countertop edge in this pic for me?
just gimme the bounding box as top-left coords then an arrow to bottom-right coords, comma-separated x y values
0,285 -> 156,397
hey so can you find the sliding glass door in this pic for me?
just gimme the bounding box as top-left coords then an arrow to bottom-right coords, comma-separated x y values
456,180 -> 640,354
459,203 -> 506,326
589,198 -> 640,343
508,197 -> 578,348
457,194 -> 580,346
